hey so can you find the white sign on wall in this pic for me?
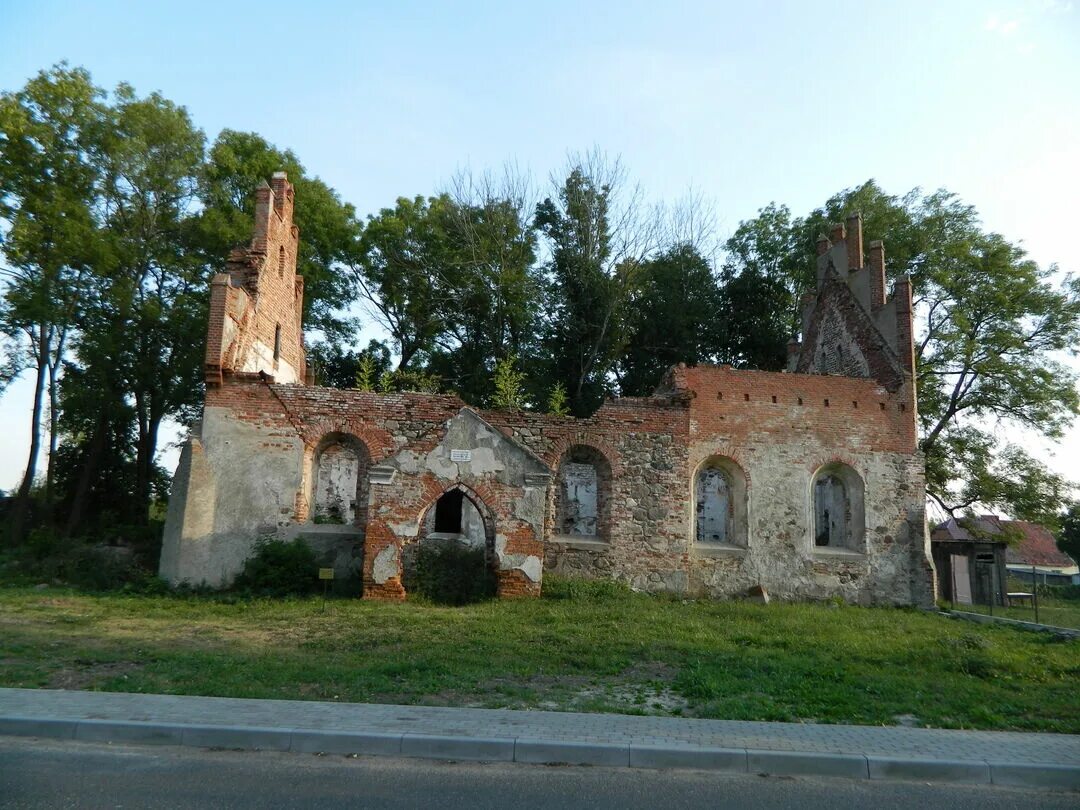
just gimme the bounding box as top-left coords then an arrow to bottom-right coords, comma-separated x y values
450,449 -> 472,462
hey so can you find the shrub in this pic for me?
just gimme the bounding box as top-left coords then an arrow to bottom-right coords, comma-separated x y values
232,537 -> 318,597
1039,583 -> 1080,601
1,527 -> 155,592
414,541 -> 495,605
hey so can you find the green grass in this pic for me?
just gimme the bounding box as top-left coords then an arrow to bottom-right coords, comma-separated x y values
942,579 -> 1080,630
1,578 -> 1077,733
950,596 -> 1080,631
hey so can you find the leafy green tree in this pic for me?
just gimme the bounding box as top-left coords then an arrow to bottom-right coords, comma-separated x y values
619,243 -> 722,395
536,154 -> 653,415
356,183 -> 540,405
713,264 -> 791,370
0,64 -> 107,542
1058,503 -> 1080,564
307,339 -> 391,390
426,174 -> 540,404
547,381 -> 570,416
90,83 -> 207,521
52,360 -> 145,534
718,203 -> 804,370
385,368 -> 442,394
354,195 -> 452,371
355,352 -> 376,391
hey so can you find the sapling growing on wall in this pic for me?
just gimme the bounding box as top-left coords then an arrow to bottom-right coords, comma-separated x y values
354,352 -> 376,391
547,381 -> 570,416
492,355 -> 526,410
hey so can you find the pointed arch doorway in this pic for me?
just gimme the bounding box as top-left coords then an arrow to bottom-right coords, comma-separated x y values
402,483 -> 498,601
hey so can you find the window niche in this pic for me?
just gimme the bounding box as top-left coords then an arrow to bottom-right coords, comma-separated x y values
811,462 -> 865,553
311,433 -> 370,527
423,488 -> 487,547
554,445 -> 612,542
693,457 -> 748,550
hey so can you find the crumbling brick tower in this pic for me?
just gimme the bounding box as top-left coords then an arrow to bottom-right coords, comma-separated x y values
204,172 -> 307,387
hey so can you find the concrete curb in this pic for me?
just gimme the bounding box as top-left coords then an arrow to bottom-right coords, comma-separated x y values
2,716 -> 1078,791
629,743 -> 746,771
867,755 -> 990,784
514,738 -> 629,767
749,749 -> 870,779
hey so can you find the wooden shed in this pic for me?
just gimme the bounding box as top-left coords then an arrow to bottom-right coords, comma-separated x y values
931,517 -> 1010,607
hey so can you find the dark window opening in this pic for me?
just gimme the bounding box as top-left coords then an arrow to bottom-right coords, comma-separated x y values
278,245 -> 286,279
814,474 -> 847,547
433,489 -> 464,533
273,325 -> 281,361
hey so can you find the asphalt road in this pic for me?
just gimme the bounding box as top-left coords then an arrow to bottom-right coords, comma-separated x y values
1,738 -> 1077,810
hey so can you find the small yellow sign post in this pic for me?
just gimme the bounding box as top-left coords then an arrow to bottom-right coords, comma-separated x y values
318,568 -> 334,611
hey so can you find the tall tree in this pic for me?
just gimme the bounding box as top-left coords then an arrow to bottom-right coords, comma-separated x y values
354,194 -> 453,372
0,64 -> 107,542
86,84 -> 206,522
619,243 -> 721,395
536,153 -> 656,415
428,170 -> 540,404
718,203 -> 804,370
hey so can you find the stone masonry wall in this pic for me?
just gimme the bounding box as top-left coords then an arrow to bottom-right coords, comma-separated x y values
160,365 -> 933,605
675,365 -> 932,605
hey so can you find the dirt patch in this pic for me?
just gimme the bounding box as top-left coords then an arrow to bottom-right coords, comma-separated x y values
372,663 -> 691,716
553,682 -> 690,715
47,660 -> 144,690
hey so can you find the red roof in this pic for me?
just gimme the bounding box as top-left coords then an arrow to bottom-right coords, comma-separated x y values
1005,521 -> 1077,568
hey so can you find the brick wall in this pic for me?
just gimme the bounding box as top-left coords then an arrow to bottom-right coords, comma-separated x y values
204,173 -> 306,386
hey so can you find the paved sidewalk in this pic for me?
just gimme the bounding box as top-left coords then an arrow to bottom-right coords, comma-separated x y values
1,688 -> 1077,790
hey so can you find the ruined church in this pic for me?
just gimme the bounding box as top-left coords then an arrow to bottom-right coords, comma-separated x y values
160,173 -> 936,605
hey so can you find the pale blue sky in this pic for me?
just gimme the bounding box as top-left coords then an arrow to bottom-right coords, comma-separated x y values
1,0 -> 1078,492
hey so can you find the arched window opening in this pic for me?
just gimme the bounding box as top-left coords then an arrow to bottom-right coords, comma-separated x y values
554,445 -> 611,541
696,467 -> 732,544
811,463 -> 865,552
693,456 -> 748,549
814,474 -> 847,547
312,434 -> 370,527
423,489 -> 486,546
278,245 -> 286,279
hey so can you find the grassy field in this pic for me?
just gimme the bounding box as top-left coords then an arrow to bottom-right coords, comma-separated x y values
950,596 -> 1080,631
1,579 -> 1077,734
941,579 -> 1080,630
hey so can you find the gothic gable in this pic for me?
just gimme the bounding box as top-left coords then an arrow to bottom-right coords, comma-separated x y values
796,270 -> 905,391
